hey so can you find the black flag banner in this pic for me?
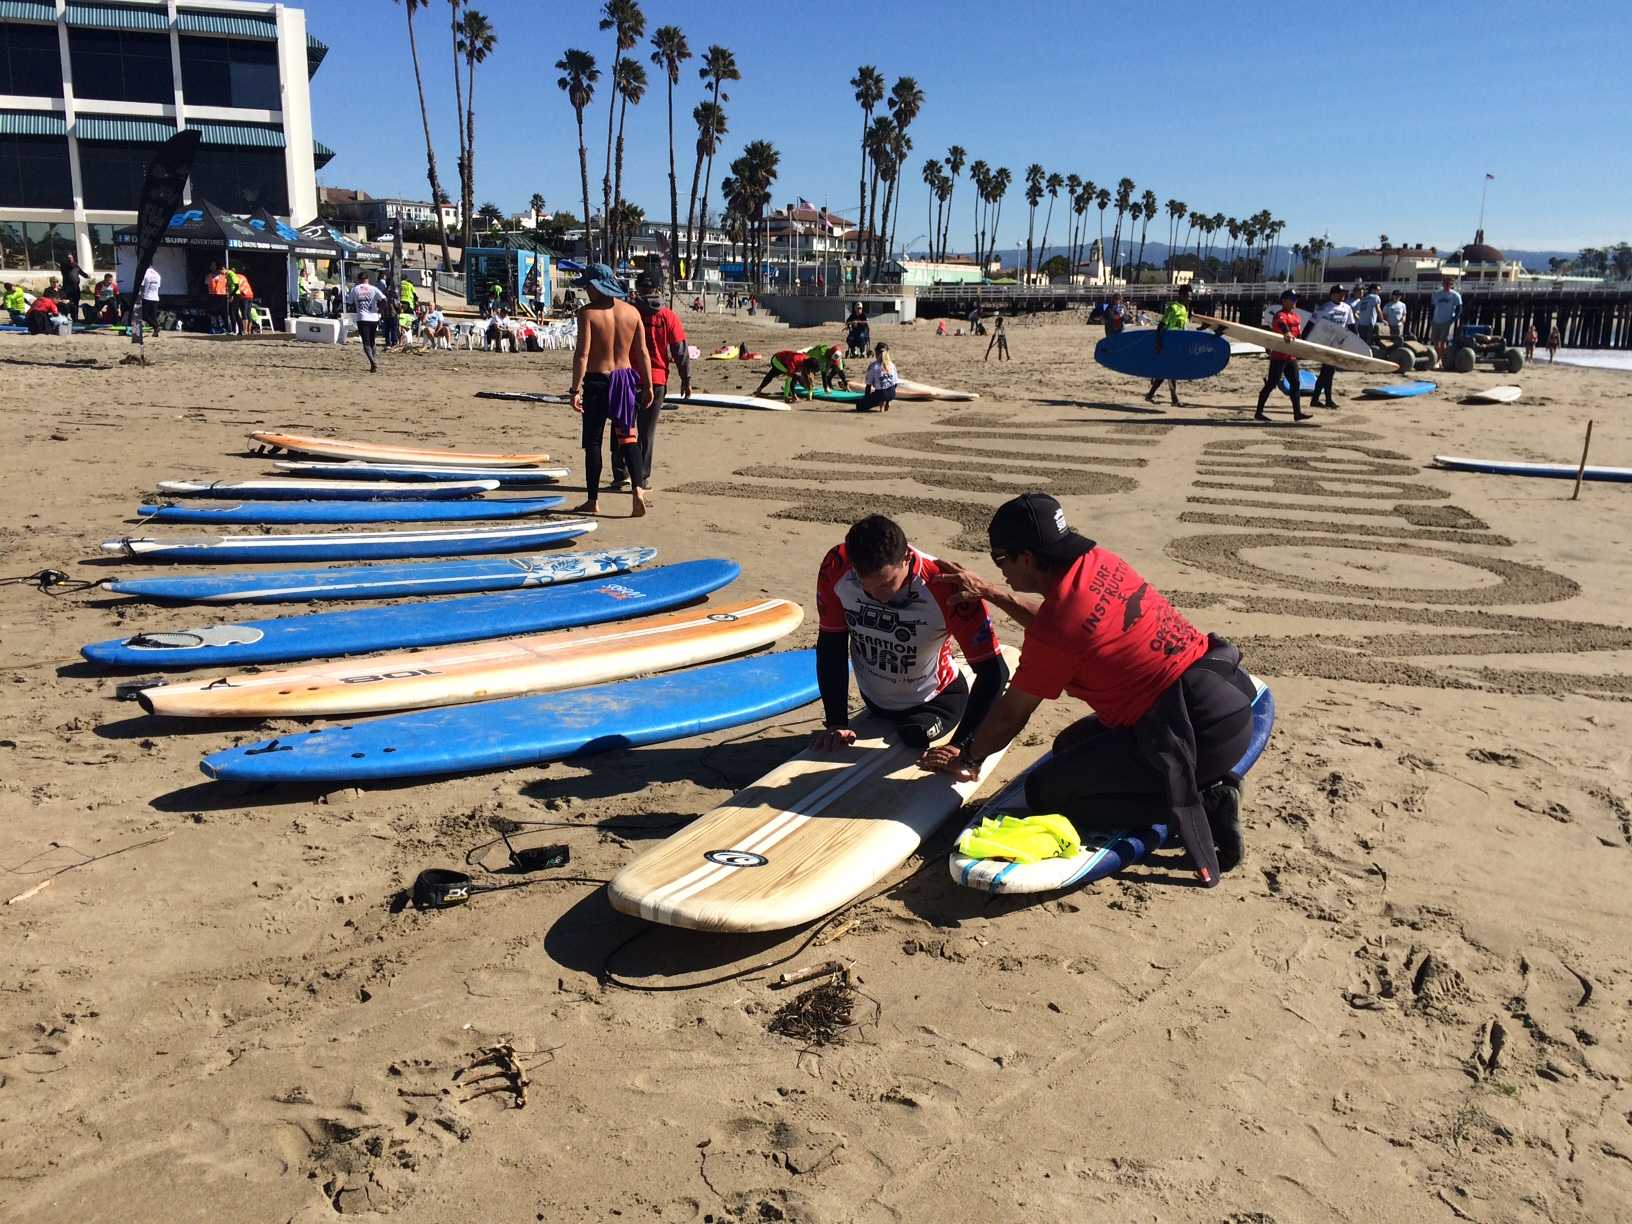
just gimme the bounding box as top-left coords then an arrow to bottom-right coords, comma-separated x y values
128,129 -> 202,338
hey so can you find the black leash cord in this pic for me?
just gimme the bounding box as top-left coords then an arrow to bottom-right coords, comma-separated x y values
0,569 -> 102,596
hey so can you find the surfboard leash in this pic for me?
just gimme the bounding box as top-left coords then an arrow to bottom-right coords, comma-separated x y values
0,568 -> 102,596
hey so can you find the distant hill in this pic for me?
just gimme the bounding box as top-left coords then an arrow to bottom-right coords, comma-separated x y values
909,242 -> 1583,274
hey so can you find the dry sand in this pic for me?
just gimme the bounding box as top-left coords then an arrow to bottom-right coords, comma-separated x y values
1,308 -> 1630,1223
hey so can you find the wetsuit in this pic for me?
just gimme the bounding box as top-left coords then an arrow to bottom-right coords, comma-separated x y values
1257,308 -> 1307,420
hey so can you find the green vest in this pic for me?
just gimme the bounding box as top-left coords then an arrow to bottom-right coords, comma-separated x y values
3,287 -> 25,312
400,280 -> 417,305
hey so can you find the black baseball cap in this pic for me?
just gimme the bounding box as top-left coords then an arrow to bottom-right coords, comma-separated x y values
987,493 -> 1096,562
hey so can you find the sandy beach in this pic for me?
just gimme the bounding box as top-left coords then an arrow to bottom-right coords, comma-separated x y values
2,311 -> 1630,1223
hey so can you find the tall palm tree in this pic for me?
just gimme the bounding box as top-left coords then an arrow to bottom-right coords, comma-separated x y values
597,0 -> 644,259
649,26 -> 690,286
684,100 -> 727,275
1074,179 -> 1096,274
529,192 -> 546,227
1022,164 -> 1044,279
1038,171 -> 1064,272
921,158 -> 943,262
988,167 -> 1012,272
1165,199 -> 1186,275
395,0 -> 453,274
967,159 -> 989,268
1133,189 -> 1157,282
1109,177 -> 1134,277
735,139 -> 779,282
861,116 -> 895,278
457,9 -> 495,253
609,58 -> 646,262
1225,215 -> 1241,279
689,45 -> 739,273
1094,187 -> 1111,274
556,50 -> 599,260
941,145 -> 965,261
448,0 -> 466,260
882,126 -> 912,268
881,77 -> 925,266
1062,174 -> 1082,276
851,67 -> 884,275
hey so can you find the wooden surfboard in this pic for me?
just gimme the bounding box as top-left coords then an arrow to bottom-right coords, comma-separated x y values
251,431 -> 552,467
138,597 -> 803,718
607,646 -> 1018,932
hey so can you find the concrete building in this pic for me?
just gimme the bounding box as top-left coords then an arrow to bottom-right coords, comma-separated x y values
319,186 -> 459,235
0,0 -> 330,275
1442,230 -> 1526,284
1324,242 -> 1446,284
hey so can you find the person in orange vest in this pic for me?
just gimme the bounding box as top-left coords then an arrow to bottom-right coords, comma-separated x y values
232,266 -> 256,334
205,263 -> 230,334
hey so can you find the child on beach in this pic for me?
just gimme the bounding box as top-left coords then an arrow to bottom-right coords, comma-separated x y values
752,349 -> 818,402
855,343 -> 899,413
1525,324 -> 1538,363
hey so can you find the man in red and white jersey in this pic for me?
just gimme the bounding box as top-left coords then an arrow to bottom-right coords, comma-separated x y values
814,515 -> 1009,753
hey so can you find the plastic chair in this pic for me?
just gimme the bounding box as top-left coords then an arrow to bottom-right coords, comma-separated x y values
248,305 -> 273,333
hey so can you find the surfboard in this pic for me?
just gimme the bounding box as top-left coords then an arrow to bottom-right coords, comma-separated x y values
892,380 -> 980,402
1192,313 -> 1398,374
1094,330 -> 1231,381
198,650 -> 821,784
272,460 -> 569,484
1358,380 -> 1437,399
1461,385 -> 1523,404
1280,369 -> 1319,394
102,522 -> 607,565
949,677 -> 1276,894
667,392 -> 792,412
790,387 -> 866,404
82,558 -> 738,668
607,647 -> 1020,932
1302,318 -> 1372,358
139,597 -> 803,718
1228,340 -> 1266,356
136,496 -> 566,525
703,351 -> 761,361
156,479 -> 500,501
103,539 -> 645,604
1432,455 -> 1632,483
251,431 -> 552,467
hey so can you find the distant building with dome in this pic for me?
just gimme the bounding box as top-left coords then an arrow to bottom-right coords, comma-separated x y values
1442,229 -> 1526,283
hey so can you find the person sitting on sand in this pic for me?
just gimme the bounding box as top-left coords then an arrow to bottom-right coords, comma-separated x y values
568,262 -> 652,517
813,514 -> 1009,756
935,319 -> 948,336
854,342 -> 899,413
3,281 -> 28,325
752,349 -> 818,402
921,492 -> 1257,886
712,341 -> 738,357
1145,283 -> 1191,406
25,289 -> 60,334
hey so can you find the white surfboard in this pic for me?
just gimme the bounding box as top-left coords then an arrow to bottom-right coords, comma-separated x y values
1192,313 -> 1397,374
1302,318 -> 1373,359
155,478 -> 500,500
667,392 -> 793,412
607,647 -> 1018,932
894,380 -> 980,402
272,460 -> 570,483
1462,385 -> 1523,404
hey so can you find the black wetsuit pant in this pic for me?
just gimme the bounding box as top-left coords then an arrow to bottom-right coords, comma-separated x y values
855,385 -> 895,413
357,320 -> 379,369
1023,640 -> 1255,838
611,383 -> 665,487
1312,364 -> 1337,404
1258,357 -> 1301,414
581,372 -> 642,497
863,674 -> 969,750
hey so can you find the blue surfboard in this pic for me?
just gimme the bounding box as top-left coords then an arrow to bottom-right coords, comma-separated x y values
100,521 -> 592,564
103,541 -> 642,604
1094,330 -> 1231,381
82,558 -> 737,668
952,679 -> 1276,893
1432,455 -> 1632,483
1359,380 -> 1437,399
1280,369 -> 1320,394
135,496 -> 565,525
199,650 -> 820,783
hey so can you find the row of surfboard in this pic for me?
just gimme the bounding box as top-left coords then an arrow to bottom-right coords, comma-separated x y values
474,378 -> 979,411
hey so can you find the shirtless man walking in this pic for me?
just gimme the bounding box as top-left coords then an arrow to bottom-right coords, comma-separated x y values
568,263 -> 653,517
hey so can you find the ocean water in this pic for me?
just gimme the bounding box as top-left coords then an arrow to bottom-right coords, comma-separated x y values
1550,349 -> 1632,372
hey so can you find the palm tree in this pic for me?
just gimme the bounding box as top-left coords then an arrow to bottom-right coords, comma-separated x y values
851,67 -> 884,275
921,158 -> 943,262
967,159 -> 989,269
862,115 -> 895,278
1073,179 -> 1095,275
609,57 -> 647,262
941,145 -> 965,260
988,167 -> 1012,272
1267,217 -> 1286,278
448,0 -> 466,261
689,45 -> 739,274
1037,171 -> 1064,274
1133,189 -> 1157,283
882,77 -> 925,264
597,0 -> 644,259
1108,177 -> 1134,277
612,201 -> 645,267
1225,215 -> 1241,279
556,50 -> 598,260
1164,199 -> 1186,276
394,1 -> 454,274
457,9 -> 495,253
1022,164 -> 1044,279
1062,174 -> 1082,277
1094,187 -> 1110,274
684,100 -> 727,276
649,26 -> 690,286
529,192 -> 546,227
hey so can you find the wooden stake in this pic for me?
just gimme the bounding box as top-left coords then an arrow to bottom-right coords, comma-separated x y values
6,879 -> 52,905
1572,420 -> 1594,501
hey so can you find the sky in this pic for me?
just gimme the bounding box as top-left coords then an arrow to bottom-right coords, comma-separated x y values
307,0 -> 1632,255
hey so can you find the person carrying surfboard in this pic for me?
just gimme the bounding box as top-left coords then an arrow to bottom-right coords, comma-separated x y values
1144,284 -> 1192,406
568,262 -> 653,517
1256,289 -> 1311,422
921,493 -> 1257,886
813,515 -> 1009,756
1308,284 -> 1355,408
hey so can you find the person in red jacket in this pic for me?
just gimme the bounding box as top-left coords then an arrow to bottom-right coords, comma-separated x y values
922,492 -> 1257,885
612,269 -> 692,495
1256,288 -> 1311,422
751,349 -> 817,402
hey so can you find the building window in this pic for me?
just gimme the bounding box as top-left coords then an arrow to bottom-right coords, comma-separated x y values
189,147 -> 287,214
70,30 -> 173,105
0,136 -> 73,208
88,222 -> 116,270
0,22 -> 63,98
79,140 -> 157,210
0,220 -> 75,271
179,37 -> 282,111
0,221 -> 24,270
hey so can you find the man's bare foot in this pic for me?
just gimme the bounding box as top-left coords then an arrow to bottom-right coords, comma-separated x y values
630,488 -> 648,517
572,499 -> 599,514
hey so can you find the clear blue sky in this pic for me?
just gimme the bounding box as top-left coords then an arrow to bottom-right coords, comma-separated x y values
306,0 -> 1630,254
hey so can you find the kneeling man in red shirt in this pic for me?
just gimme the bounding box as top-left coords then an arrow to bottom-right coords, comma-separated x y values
922,492 -> 1256,885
